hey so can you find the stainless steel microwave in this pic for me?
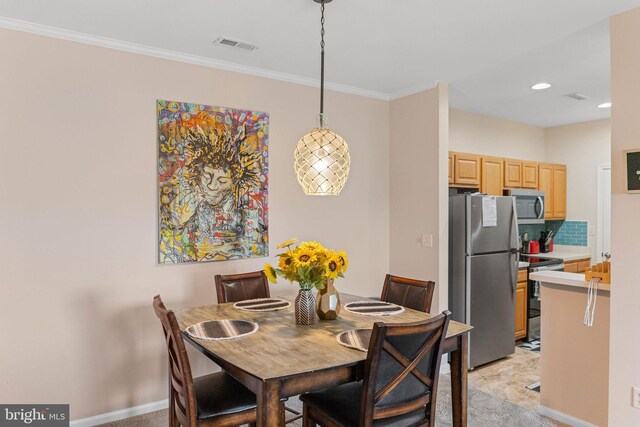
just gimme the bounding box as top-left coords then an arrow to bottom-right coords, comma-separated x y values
504,189 -> 545,224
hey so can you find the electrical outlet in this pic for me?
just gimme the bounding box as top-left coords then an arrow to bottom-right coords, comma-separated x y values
633,386 -> 640,409
421,233 -> 433,248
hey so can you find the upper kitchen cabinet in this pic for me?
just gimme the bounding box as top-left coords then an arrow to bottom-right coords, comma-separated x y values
480,156 -> 504,196
504,159 -> 523,188
504,159 -> 539,189
538,162 -> 567,220
448,152 -> 453,184
521,161 -> 539,188
451,152 -> 481,187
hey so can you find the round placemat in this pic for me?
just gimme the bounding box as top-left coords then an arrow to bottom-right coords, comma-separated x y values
233,298 -> 291,312
336,329 -> 372,352
344,300 -> 405,316
185,319 -> 258,341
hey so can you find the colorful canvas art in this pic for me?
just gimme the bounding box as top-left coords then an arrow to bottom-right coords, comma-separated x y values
157,100 -> 269,263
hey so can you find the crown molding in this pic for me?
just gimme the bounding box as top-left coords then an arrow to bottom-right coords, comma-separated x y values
0,16 -> 393,101
388,80 -> 440,100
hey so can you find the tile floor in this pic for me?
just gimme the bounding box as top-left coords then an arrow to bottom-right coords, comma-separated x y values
469,347 -> 568,426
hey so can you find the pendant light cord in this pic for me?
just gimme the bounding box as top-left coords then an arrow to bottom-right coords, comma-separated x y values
320,1 -> 325,115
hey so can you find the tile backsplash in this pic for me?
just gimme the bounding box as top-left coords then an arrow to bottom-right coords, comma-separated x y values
520,220 -> 588,247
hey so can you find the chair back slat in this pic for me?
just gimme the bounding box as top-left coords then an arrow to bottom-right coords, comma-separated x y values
153,295 -> 198,426
360,311 -> 450,426
381,274 -> 435,313
215,271 -> 270,303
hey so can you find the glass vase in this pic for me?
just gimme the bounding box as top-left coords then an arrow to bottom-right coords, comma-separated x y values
316,278 -> 341,320
295,288 -> 316,325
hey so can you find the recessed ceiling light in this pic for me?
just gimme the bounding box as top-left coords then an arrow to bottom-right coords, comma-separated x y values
531,83 -> 551,90
597,102 -> 612,109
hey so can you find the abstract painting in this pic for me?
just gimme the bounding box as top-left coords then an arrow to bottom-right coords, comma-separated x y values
157,100 -> 269,263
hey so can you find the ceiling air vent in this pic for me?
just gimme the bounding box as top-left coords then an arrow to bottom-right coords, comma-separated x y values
213,37 -> 258,52
564,93 -> 589,101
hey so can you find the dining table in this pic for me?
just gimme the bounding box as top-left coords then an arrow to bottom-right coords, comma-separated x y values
175,293 -> 473,427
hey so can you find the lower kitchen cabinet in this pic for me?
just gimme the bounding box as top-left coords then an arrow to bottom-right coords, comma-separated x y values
564,257 -> 591,273
515,269 -> 528,340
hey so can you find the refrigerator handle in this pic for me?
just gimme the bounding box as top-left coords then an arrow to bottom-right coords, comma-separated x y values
510,197 -> 520,295
511,196 -> 520,250
510,251 -> 518,295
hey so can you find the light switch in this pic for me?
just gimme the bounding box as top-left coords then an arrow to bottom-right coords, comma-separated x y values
421,233 -> 433,248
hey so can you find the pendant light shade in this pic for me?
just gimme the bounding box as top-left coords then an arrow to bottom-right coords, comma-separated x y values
294,0 -> 350,196
294,115 -> 350,195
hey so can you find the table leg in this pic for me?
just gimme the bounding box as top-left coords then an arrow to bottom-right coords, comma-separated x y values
449,333 -> 469,427
257,380 -> 285,427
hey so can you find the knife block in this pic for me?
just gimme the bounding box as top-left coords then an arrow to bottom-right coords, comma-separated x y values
584,261 -> 611,284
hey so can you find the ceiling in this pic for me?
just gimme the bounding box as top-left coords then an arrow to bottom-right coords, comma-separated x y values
1,0 -> 639,127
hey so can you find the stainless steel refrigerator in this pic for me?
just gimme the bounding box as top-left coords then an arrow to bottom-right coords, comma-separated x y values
449,194 -> 519,368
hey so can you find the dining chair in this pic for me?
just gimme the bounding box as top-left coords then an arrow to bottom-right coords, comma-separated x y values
380,274 -> 436,313
215,271 -> 270,303
214,272 -> 303,423
152,294 -> 264,427
300,311 -> 451,427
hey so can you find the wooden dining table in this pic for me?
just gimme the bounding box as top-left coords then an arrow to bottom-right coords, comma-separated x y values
175,293 -> 472,427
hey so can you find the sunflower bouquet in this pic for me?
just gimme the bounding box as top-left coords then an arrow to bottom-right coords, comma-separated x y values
264,238 -> 348,290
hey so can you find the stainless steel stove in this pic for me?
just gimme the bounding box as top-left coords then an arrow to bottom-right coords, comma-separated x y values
520,255 -> 564,341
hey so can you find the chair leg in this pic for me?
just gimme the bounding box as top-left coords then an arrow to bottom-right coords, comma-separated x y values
168,383 -> 177,427
302,402 -> 315,427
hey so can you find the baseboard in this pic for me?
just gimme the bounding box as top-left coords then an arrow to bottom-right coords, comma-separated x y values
70,400 -> 168,427
538,405 -> 598,427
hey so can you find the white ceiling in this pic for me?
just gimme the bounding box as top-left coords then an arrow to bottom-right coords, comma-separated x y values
1,0 -> 639,127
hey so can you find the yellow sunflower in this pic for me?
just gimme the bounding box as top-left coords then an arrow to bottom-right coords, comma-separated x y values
277,238 -> 298,249
337,251 -> 349,272
264,264 -> 277,283
299,241 -> 322,251
278,254 -> 292,269
293,248 -> 317,267
324,253 -> 342,279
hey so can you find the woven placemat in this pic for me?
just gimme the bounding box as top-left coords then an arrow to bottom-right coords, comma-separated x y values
344,300 -> 405,316
185,319 -> 258,341
233,298 -> 291,312
336,329 -> 372,352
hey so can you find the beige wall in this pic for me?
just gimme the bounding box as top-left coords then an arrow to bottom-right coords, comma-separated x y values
540,284 -> 609,426
545,119 -> 611,259
389,84 -> 449,313
0,28 -> 390,419
609,8 -> 640,426
449,109 -> 546,161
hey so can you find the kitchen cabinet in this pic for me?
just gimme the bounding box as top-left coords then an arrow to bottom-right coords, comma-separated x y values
515,268 -> 528,340
504,159 -> 523,188
448,152 -> 453,184
522,161 -> 539,188
504,159 -> 538,189
451,152 -> 481,187
553,164 -> 567,218
538,163 -> 566,220
564,257 -> 591,273
480,156 -> 504,196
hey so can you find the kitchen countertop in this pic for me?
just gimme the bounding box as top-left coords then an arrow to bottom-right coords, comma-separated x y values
530,270 -> 610,292
518,261 -> 529,269
521,245 -> 591,262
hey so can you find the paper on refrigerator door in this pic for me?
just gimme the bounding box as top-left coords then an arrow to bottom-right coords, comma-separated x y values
482,196 -> 497,227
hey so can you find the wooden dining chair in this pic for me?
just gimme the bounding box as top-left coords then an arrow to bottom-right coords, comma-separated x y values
152,295 -> 262,427
300,311 -> 451,427
380,274 -> 436,313
215,271 -> 270,303
214,272 -> 303,423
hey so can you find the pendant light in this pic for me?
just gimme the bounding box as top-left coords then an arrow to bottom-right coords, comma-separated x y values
294,0 -> 351,196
